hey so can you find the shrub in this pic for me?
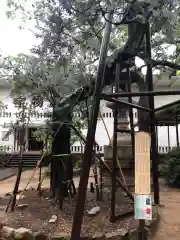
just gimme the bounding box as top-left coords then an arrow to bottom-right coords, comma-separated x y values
160,147 -> 180,187
75,159 -> 81,169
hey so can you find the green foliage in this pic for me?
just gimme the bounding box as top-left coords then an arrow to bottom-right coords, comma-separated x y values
75,159 -> 81,169
32,127 -> 52,151
3,0 -> 180,152
71,112 -> 87,145
160,147 -> 180,187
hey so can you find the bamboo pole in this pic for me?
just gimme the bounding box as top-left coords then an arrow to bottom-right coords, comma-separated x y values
15,150 -> 47,207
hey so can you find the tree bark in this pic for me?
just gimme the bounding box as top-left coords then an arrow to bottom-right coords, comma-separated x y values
50,109 -> 73,205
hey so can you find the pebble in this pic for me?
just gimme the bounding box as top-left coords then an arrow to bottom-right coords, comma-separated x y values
14,227 -> 33,240
48,215 -> 58,223
88,206 -> 100,216
16,204 -> 29,210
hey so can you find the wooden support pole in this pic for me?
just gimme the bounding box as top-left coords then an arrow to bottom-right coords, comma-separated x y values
175,112 -> 179,147
100,111 -> 128,190
71,13 -> 113,239
145,22 -> 159,206
37,165 -> 42,196
167,125 -> 170,150
70,125 -> 134,201
10,127 -> 25,212
93,149 -> 100,201
99,159 -> 103,200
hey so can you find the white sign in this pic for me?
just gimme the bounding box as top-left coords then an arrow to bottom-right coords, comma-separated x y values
134,194 -> 152,220
135,132 -> 151,195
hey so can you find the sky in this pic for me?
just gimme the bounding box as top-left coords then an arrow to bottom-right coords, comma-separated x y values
0,1 -> 146,75
0,0 -> 37,56
0,0 -> 175,72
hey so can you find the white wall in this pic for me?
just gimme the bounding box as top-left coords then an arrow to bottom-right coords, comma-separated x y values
0,81 -> 180,152
0,86 -> 52,150
74,95 -> 180,148
154,90 -> 180,146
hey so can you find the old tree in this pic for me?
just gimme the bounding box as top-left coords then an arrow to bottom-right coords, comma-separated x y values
2,0 -> 180,205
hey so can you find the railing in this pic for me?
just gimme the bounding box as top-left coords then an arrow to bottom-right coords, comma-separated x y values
0,110 -> 138,120
0,144 -> 174,155
0,145 -> 14,153
158,146 -> 174,154
0,111 -> 52,119
71,145 -> 174,154
71,145 -> 104,154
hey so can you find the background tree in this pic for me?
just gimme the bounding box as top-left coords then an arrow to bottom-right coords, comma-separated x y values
3,0 -> 180,204
0,52 -> 89,203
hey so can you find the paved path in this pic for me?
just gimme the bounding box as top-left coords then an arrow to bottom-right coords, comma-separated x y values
0,168 -> 50,197
0,168 -> 95,197
0,168 -> 18,181
154,186 -> 180,239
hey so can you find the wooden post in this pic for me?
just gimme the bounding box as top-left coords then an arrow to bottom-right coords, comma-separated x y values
99,158 -> 103,200
93,149 -> 100,201
37,165 -> 42,196
155,125 -> 158,152
167,125 -> 170,150
11,127 -> 25,211
135,132 -> 151,240
175,112 -> 179,147
145,22 -> 159,206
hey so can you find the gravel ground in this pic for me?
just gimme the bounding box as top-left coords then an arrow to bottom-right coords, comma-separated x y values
0,168 -> 136,237
0,186 -> 135,237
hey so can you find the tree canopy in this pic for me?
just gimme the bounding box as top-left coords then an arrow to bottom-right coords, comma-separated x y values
3,0 -> 180,209
2,0 -> 180,110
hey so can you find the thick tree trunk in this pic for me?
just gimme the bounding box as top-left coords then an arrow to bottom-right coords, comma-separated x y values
50,110 -> 73,205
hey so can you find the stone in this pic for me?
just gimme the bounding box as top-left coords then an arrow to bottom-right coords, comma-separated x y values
116,228 -> 128,236
92,232 -> 106,240
2,226 -> 14,240
88,206 -> 100,216
14,228 -> 33,240
4,192 -> 12,197
105,228 -> 128,239
16,204 -> 29,210
34,232 -> 48,240
51,236 -> 70,240
16,195 -> 25,200
104,145 -> 132,160
48,215 -> 58,223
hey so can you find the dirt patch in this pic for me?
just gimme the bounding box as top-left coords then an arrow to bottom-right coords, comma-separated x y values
0,187 -> 136,237
153,180 -> 180,240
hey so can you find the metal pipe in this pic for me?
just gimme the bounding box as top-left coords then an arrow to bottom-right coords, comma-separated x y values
70,12 -> 113,240
102,90 -> 180,98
